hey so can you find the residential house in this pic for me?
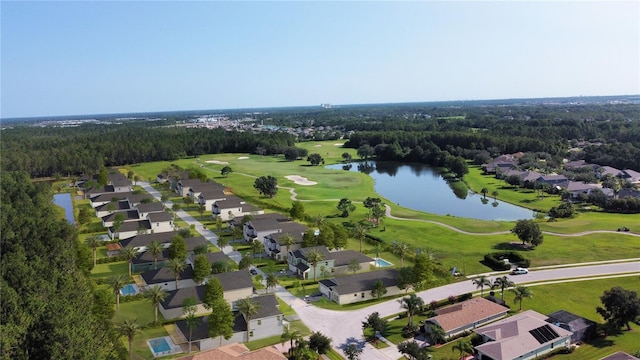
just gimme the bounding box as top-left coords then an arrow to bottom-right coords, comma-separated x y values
119,231 -> 180,251
108,219 -> 152,240
598,166 -> 624,178
158,271 -> 253,319
89,192 -> 152,208
536,174 -> 569,186
175,294 -> 284,350
263,222 -> 308,261
482,154 -> 522,174
497,169 -> 542,187
620,169 -> 640,184
135,202 -> 166,218
288,246 -> 373,279
140,266 -> 196,291
474,310 -> 573,360
546,310 -> 597,342
102,210 -> 140,227
94,199 -> 132,217
176,342 -> 286,360
198,190 -> 227,212
132,238 -> 211,272
617,188 -> 640,200
213,196 -> 264,221
318,268 -> 401,305
241,213 -> 291,243
176,179 -> 206,197
423,297 -> 509,339
565,181 -> 602,201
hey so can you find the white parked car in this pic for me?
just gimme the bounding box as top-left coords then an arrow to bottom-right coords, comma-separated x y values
511,267 -> 529,275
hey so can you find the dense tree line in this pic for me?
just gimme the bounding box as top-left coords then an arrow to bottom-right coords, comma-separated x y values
1,121 -> 296,178
1,171 -> 124,359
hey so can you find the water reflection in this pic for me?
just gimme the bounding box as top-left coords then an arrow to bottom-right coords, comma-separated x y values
326,161 -> 533,221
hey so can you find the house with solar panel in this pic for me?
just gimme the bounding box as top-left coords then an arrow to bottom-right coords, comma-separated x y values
474,310 -> 573,360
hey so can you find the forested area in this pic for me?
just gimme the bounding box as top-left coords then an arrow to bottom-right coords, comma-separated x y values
1,102 -> 640,178
1,171 -> 125,359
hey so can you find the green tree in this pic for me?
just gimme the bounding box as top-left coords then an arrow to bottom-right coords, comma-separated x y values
307,153 -> 324,166
289,201 -> 306,220
348,258 -> 362,274
351,223 -> 368,253
341,152 -> 352,163
336,198 -> 356,217
452,338 -> 473,359
357,144 -> 374,160
86,235 -> 102,267
394,241 -> 411,267
413,252 -> 433,289
111,213 -> 125,240
511,286 -> 533,311
491,190 -> 499,200
120,246 -> 137,277
492,276 -> 515,301
182,297 -> 199,353
481,187 -> 488,199
238,255 -> 252,270
305,248 -> 325,281
251,239 -> 263,259
308,331 -> 332,354
371,204 -> 386,227
317,224 -> 335,249
400,294 -> 424,327
472,275 -> 491,297
253,175 -> 278,197
147,240 -> 164,270
266,272 -> 279,293
281,328 -> 303,357
448,155 -> 469,178
108,274 -> 128,312
221,165 -> 233,177
331,223 -> 349,249
362,312 -> 387,338
363,197 -> 382,220
168,235 -> 187,261
597,286 -> 640,331
203,277 -> 225,308
192,254 -> 211,285
511,219 -> 544,247
398,340 -> 428,360
183,196 -> 194,210
215,216 -> 223,232
342,343 -> 363,360
143,285 -> 168,325
117,318 -> 141,360
396,267 -> 417,294
208,298 -> 234,346
427,323 -> 446,345
237,297 -> 260,341
167,258 -> 185,289
198,204 -> 206,220
279,233 -> 297,261
97,167 -> 108,186
371,279 -> 387,299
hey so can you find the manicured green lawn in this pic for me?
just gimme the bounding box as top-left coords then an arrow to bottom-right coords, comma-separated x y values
113,299 -> 160,327
91,261 -> 130,279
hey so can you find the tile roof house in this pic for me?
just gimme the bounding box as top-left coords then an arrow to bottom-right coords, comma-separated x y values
474,310 -> 573,360
318,268 -> 400,305
423,297 -> 510,339
177,343 -> 286,360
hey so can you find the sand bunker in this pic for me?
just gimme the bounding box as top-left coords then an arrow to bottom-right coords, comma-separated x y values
284,175 -> 317,186
238,156 -> 249,160
206,160 -> 229,165
334,143 -> 345,146
314,145 -> 322,147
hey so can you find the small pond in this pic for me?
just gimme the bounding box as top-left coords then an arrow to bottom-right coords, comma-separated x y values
53,193 -> 75,225
326,161 -> 534,221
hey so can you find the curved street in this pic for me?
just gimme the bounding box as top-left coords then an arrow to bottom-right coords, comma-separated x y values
140,182 -> 640,359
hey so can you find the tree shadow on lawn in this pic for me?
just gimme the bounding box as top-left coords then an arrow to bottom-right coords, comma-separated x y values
492,242 -> 531,251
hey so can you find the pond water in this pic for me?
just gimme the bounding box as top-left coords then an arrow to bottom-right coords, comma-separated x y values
53,193 -> 75,225
326,161 -> 534,221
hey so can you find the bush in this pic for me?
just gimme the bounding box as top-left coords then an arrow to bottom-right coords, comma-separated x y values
96,255 -> 125,264
483,251 -> 530,271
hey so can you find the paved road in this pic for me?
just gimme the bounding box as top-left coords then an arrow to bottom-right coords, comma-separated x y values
139,182 -> 639,359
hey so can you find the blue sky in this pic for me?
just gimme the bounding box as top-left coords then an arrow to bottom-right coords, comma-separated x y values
2,1 -> 639,118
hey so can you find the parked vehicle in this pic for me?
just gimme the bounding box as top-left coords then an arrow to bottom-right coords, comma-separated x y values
511,267 -> 529,275
249,268 -> 258,275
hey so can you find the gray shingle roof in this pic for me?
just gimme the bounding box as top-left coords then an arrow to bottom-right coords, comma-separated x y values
141,265 -> 194,284
252,294 -> 282,319
161,285 -> 205,309
212,271 -> 253,291
319,268 -> 398,294
328,250 -> 373,267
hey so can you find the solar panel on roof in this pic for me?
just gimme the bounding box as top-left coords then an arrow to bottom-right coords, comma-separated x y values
529,324 -> 560,344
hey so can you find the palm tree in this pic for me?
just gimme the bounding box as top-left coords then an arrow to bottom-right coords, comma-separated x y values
305,249 -> 325,281
472,275 -> 491,297
399,294 -> 424,327
491,190 -> 499,201
251,239 -> 263,259
143,285 -> 168,324
120,246 -> 138,277
311,215 -> 325,228
511,286 -> 533,311
281,328 -> 303,357
394,242 -> 411,267
147,240 -> 164,270
107,274 -> 128,312
481,187 -> 488,199
351,224 -> 367,253
237,297 -> 260,341
492,276 -> 515,301
118,318 -> 142,359
452,338 -> 473,360
266,272 -> 279,293
279,233 -> 296,262
167,258 -> 185,289
427,323 -> 446,345
86,235 -> 102,267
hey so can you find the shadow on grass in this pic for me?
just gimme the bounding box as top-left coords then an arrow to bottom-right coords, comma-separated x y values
492,242 -> 529,251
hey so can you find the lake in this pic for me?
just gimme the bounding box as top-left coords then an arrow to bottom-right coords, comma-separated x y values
326,161 -> 534,221
53,193 -> 75,225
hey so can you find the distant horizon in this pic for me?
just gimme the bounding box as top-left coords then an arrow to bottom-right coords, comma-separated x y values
3,93 -> 639,122
2,2 -> 638,119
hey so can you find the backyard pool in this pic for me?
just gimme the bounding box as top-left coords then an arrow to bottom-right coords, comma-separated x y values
120,283 -> 140,296
374,258 -> 393,267
147,337 -> 179,357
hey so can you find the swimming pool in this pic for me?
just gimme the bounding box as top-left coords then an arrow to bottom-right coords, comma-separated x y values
374,258 -> 393,267
120,283 -> 139,296
147,337 -> 179,357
